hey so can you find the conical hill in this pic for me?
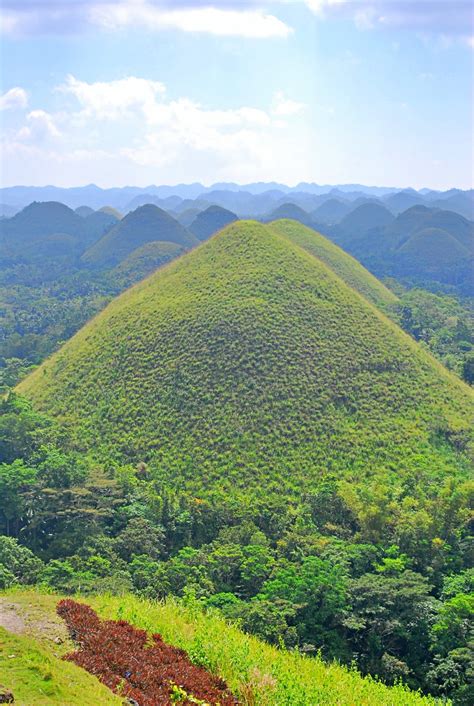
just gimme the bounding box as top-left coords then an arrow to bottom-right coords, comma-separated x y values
18,220 -> 473,500
270,219 -> 397,308
82,204 -> 198,267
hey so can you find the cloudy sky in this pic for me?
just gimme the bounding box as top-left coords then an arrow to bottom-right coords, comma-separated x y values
0,1 -> 472,189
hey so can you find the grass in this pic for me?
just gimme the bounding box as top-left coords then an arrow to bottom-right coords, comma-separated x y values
270,219 -> 397,308
1,589 -> 441,706
18,220 -> 473,502
0,626 -> 121,705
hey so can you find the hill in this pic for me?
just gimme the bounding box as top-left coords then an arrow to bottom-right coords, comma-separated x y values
265,203 -> 314,227
311,198 -> 351,224
75,205 -> 95,217
18,220 -> 473,501
270,219 -> 397,309
189,205 -> 238,240
336,202 -> 395,242
99,206 -> 123,220
81,204 -> 198,267
397,227 -> 469,269
0,201 -> 87,256
0,590 -> 438,706
111,240 -> 185,287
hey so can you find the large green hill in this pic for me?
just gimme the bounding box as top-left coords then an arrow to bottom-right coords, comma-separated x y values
18,220 -> 473,501
81,204 -> 198,267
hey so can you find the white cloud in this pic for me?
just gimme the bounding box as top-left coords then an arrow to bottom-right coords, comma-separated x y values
1,1 -> 292,39
91,2 -> 292,38
4,74 -> 310,186
16,110 -> 61,141
271,90 -> 306,117
0,86 -> 28,111
301,0 -> 473,46
59,75 -> 166,120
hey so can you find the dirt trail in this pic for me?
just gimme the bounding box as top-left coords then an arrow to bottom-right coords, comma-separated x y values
0,597 -> 70,648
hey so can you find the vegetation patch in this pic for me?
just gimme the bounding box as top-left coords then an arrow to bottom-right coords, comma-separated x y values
57,598 -> 238,705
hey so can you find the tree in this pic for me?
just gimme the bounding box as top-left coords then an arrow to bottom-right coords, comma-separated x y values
259,556 -> 348,658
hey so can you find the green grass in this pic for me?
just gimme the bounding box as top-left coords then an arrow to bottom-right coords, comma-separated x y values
1,589 -> 440,706
111,239 -> 185,286
18,220 -> 473,502
270,219 -> 397,308
0,626 -> 121,705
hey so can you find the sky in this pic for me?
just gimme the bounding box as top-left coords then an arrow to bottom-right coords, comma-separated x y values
0,0 -> 473,190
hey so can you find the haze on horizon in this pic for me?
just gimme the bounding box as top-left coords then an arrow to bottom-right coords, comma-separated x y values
1,1 -> 473,190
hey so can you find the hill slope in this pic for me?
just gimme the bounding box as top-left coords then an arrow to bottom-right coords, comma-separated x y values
82,204 -> 198,267
270,219 -> 397,309
18,220 -> 473,500
0,590 -> 438,706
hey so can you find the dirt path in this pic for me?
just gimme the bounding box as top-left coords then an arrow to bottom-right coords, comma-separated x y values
0,602 -> 25,634
0,597 -> 70,649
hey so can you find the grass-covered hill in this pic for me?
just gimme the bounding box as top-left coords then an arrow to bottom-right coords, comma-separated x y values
189,205 -> 238,240
18,220 -> 473,502
82,204 -> 198,267
397,227 -> 469,269
270,219 -> 397,309
0,201 -> 87,256
310,198 -> 352,224
336,202 -> 395,241
329,204 -> 474,294
111,240 -> 185,288
265,202 -> 314,227
0,589 -> 440,706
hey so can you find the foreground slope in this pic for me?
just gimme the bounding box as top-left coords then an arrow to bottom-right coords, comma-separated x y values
0,590 -> 439,706
82,204 -> 198,266
18,221 -> 473,499
270,219 -> 397,308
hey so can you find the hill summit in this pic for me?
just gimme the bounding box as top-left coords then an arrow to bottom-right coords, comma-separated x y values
19,220 -> 473,500
82,204 -> 198,267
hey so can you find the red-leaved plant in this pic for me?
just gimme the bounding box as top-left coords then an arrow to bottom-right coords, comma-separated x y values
57,599 -> 239,705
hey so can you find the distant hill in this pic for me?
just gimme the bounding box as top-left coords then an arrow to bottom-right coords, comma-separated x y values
19,220 -> 473,503
337,202 -> 395,238
99,206 -> 123,220
189,205 -> 237,240
75,205 -> 95,217
177,207 -> 203,227
397,227 -> 469,270
311,198 -> 352,224
0,201 -> 88,256
431,192 -> 474,220
83,210 -> 120,244
330,204 -> 474,294
265,203 -> 314,227
383,190 -> 425,214
82,204 -> 198,267
112,240 -> 185,287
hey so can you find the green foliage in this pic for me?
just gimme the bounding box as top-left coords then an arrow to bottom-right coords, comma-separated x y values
392,288 -> 473,384
0,536 -> 44,587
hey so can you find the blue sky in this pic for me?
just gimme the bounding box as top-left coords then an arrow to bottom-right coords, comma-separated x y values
0,1 -> 472,189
